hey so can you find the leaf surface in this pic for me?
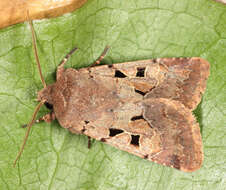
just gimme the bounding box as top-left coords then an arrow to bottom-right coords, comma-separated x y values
0,0 -> 226,189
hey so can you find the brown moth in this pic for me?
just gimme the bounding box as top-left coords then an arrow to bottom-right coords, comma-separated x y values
14,20 -> 210,172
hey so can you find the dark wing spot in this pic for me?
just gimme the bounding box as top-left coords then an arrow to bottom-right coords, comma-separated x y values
171,154 -> 180,169
101,138 -> 106,142
144,155 -> 148,159
114,70 -> 127,78
134,89 -> 146,96
131,115 -> 144,121
108,64 -> 113,68
131,135 -> 140,146
109,128 -> 124,137
136,67 -> 145,77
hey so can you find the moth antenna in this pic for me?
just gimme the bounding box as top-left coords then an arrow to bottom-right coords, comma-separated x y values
27,11 -> 47,88
13,101 -> 45,167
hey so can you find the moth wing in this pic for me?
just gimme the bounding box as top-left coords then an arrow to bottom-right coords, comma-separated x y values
142,98 -> 203,172
86,57 -> 210,110
144,58 -> 210,110
82,97 -> 203,172
58,58 -> 207,171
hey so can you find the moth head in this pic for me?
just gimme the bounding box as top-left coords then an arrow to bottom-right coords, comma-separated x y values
37,85 -> 53,106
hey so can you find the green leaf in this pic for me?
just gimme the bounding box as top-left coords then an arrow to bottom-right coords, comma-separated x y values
0,0 -> 226,189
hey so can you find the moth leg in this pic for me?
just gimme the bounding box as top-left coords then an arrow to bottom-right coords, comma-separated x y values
57,47 -> 78,80
92,46 -> 110,66
22,112 -> 55,128
88,136 -> 92,149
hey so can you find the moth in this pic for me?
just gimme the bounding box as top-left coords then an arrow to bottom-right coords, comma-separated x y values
14,19 -> 210,172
